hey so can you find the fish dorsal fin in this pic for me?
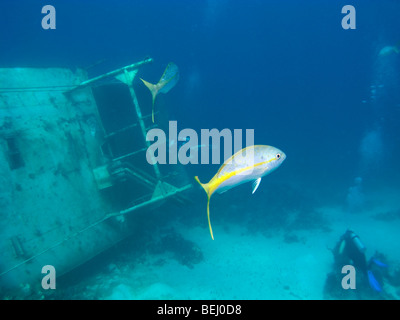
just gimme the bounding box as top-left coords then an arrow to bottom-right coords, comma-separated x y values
252,177 -> 261,194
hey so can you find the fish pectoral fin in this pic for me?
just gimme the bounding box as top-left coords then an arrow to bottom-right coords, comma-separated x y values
252,177 -> 262,194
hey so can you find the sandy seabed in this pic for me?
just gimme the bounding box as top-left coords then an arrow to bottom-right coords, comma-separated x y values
95,189 -> 400,300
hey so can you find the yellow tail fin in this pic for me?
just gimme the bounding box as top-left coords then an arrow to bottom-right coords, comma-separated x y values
140,78 -> 157,123
194,176 -> 214,240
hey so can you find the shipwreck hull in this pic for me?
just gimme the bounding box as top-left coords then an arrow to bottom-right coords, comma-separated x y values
0,62 -> 191,297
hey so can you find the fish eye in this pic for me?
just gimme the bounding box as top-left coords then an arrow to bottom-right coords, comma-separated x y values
276,153 -> 281,159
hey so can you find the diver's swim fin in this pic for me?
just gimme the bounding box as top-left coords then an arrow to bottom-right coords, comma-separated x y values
371,258 -> 388,268
367,270 -> 382,292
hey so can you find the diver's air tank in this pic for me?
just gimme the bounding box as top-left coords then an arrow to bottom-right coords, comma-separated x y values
348,230 -> 366,253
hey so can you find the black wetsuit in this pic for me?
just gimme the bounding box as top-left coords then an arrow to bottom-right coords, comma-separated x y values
338,230 -> 368,275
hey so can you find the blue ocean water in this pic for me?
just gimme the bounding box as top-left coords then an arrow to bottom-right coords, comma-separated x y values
0,0 -> 400,300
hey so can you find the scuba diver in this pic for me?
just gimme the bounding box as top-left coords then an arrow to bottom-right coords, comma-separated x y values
325,229 -> 389,299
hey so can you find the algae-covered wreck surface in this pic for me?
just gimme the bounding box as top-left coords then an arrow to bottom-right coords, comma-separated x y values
0,63 -> 192,298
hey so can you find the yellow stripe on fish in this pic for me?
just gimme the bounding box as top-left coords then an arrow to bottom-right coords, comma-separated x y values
195,145 -> 286,240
